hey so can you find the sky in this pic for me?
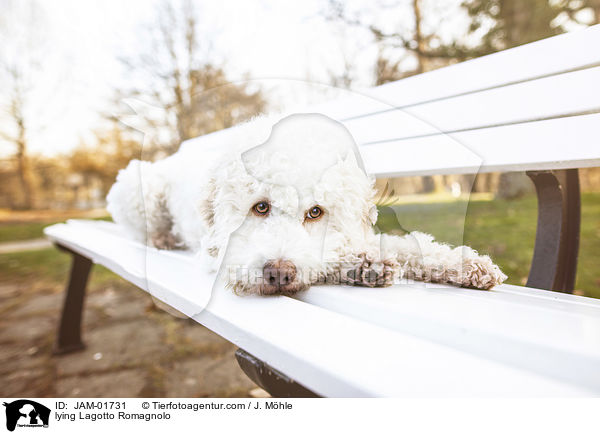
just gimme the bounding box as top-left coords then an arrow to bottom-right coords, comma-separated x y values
0,0 -> 472,156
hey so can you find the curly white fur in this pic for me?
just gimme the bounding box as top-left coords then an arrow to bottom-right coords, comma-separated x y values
107,113 -> 507,294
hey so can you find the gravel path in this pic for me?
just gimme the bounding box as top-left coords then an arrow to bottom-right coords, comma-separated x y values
0,238 -> 53,254
0,278 -> 263,397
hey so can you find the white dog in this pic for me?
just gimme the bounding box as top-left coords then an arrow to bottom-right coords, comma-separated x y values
107,114 -> 506,295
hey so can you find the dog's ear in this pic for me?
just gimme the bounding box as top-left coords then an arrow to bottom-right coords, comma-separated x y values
340,151 -> 378,227
198,177 -> 217,229
367,204 -> 378,226
364,175 -> 379,227
197,177 -> 221,260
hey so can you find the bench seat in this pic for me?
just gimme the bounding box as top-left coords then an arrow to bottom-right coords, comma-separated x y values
44,220 -> 600,397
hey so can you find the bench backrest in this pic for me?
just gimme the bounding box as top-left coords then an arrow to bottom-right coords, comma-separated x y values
181,25 -> 600,178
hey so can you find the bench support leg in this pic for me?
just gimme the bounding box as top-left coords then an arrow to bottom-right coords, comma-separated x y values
526,169 -> 580,293
235,348 -> 320,398
53,244 -> 93,354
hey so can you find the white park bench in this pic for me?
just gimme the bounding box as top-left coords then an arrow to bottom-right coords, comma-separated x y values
45,25 -> 600,397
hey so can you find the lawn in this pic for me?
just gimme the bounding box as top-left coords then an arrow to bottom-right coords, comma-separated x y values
0,248 -> 119,288
0,211 -> 117,292
0,209 -> 110,243
0,221 -> 74,243
1,193 -> 599,298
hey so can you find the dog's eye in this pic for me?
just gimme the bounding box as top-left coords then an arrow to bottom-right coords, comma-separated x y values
252,201 -> 270,216
305,206 -> 323,221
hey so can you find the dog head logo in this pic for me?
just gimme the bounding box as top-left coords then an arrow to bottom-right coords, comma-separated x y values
3,400 -> 50,432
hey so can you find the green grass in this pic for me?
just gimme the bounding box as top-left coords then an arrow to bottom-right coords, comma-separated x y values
0,216 -> 112,243
377,192 -> 600,298
0,221 -> 58,243
0,247 -> 123,288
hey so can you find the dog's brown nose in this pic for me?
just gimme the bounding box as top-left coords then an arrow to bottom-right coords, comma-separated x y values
263,259 -> 297,290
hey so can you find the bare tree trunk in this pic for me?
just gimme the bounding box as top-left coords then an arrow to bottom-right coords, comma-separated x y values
10,81 -> 34,209
117,0 -> 266,156
413,0 -> 425,73
592,0 -> 600,23
16,140 -> 33,209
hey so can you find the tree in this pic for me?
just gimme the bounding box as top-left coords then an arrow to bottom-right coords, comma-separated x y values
327,35 -> 360,89
462,0 -> 563,54
559,0 -> 600,24
117,0 -> 267,155
69,121 -> 143,198
328,0 -> 482,84
0,67 -> 34,209
0,0 -> 46,209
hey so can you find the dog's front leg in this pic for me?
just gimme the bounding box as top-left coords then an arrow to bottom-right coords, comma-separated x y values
379,232 -> 506,290
339,252 -> 399,287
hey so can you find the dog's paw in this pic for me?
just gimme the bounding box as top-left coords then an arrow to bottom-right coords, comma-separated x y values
457,255 -> 507,290
342,253 -> 398,288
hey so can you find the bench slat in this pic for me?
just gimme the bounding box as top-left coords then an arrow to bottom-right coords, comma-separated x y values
178,110 -> 600,178
360,113 -> 600,177
293,284 -> 600,392
44,221 -> 600,396
342,66 -> 600,145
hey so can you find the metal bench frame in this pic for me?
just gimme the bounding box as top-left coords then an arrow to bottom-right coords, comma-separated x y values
526,168 -> 580,292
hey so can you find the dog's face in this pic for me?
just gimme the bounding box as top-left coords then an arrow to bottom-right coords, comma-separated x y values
200,114 -> 378,295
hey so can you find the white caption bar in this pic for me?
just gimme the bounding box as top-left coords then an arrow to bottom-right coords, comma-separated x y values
1,398 -> 599,434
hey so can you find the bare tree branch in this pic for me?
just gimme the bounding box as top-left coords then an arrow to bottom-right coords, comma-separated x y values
115,0 -> 267,156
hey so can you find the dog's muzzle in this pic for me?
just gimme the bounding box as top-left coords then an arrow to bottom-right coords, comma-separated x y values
262,259 -> 297,294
